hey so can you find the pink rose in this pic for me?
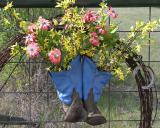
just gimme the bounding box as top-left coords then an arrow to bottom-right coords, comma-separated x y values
38,16 -> 52,31
28,23 -> 36,33
48,48 -> 62,64
26,43 -> 40,58
89,37 -> 100,46
24,34 -> 36,45
107,7 -> 118,19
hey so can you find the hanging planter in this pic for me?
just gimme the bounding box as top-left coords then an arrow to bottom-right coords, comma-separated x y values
1,0 -> 159,127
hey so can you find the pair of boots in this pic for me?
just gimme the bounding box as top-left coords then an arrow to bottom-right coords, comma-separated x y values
49,56 -> 112,126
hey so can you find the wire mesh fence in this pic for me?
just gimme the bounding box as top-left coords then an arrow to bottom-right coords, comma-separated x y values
0,6 -> 160,128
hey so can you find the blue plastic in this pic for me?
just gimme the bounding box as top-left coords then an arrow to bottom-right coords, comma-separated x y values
82,56 -> 112,102
49,55 -> 83,105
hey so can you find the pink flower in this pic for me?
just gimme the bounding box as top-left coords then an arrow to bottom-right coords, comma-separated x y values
26,43 -> 40,58
89,32 -> 101,46
96,25 -> 101,29
96,26 -> 107,35
28,23 -> 36,33
107,7 -> 118,19
48,49 -> 62,64
24,34 -> 36,45
90,32 -> 98,38
38,16 -> 51,31
64,24 -> 69,30
98,28 -> 107,35
83,11 -> 98,23
89,37 -> 100,46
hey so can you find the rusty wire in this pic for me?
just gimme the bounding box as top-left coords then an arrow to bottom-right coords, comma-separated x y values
125,53 -> 157,128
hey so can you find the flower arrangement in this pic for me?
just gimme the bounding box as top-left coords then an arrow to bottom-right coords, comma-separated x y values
3,0 -> 160,80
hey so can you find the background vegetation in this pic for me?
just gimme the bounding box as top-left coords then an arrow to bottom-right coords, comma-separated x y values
0,7 -> 160,128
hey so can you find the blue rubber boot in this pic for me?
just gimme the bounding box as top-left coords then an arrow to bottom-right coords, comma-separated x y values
82,56 -> 112,126
49,55 -> 87,122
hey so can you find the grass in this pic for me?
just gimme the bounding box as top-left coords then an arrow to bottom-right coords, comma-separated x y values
0,7 -> 160,128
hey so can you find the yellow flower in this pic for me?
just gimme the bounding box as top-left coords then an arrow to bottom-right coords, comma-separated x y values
19,21 -> 30,32
53,19 -> 58,26
135,45 -> 141,53
3,18 -> 10,25
12,10 -> 21,20
80,49 -> 94,57
4,2 -> 13,11
114,68 -> 125,80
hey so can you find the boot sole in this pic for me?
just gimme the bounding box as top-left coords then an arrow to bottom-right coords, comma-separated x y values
86,115 -> 106,126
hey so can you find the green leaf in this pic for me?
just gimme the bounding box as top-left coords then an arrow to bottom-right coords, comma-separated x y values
110,26 -> 118,34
